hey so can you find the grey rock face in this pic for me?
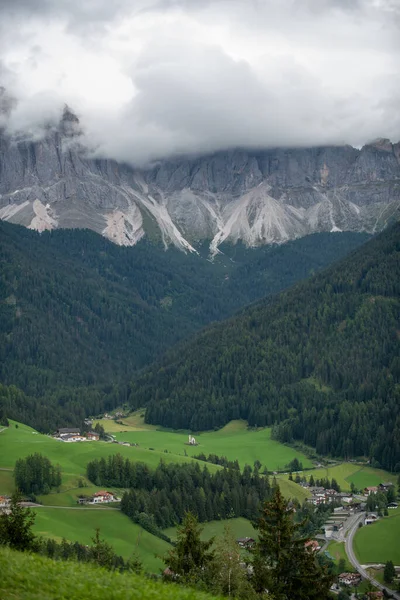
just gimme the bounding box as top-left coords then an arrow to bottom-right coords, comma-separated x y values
0,116 -> 399,252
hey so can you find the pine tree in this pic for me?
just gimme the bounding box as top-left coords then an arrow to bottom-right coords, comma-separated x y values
0,490 -> 37,551
251,487 -> 333,599
384,560 -> 396,584
163,512 -> 214,585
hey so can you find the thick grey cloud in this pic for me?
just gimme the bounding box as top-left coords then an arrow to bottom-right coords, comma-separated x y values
0,0 -> 399,165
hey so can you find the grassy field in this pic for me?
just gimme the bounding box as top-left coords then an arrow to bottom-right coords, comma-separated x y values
0,469 -> 14,495
301,463 -> 397,491
98,416 -> 313,472
164,517 -> 257,543
325,540 -> 353,571
33,507 -> 170,572
275,478 -> 311,502
0,420 -> 219,495
0,547 -> 220,600
353,507 -> 400,565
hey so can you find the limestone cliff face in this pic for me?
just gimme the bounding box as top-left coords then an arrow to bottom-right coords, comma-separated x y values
1,114 -> 399,252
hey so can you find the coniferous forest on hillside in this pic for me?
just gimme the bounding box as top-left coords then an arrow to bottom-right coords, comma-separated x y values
0,220 -> 369,431
133,223 -> 400,471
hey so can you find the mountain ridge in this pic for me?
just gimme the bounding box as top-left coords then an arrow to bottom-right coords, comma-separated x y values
0,108 -> 399,252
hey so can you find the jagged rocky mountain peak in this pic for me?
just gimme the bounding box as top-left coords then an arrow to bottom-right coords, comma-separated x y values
0,116 -> 399,252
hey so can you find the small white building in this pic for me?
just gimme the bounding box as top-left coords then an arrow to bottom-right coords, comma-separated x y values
188,435 -> 197,445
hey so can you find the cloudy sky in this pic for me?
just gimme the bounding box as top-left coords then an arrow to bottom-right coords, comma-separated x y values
1,0 -> 400,164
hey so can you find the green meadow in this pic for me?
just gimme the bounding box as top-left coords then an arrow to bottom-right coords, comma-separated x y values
164,517 -> 257,543
353,508 -> 400,565
299,463 -> 398,492
0,469 -> 14,495
33,507 -> 169,572
100,416 -> 313,472
325,540 -> 353,571
0,420 -> 218,492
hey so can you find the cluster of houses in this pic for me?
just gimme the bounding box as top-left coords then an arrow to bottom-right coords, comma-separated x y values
305,486 -> 353,506
53,428 -> 100,443
77,490 -> 119,504
363,482 -> 395,496
305,481 -> 397,508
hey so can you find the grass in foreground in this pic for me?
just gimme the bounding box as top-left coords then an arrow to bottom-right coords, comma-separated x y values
33,507 -> 170,572
353,507 -> 400,565
0,547 -> 220,600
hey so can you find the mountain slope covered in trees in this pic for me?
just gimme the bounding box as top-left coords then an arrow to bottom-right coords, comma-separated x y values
133,223 -> 400,471
0,220 -> 367,400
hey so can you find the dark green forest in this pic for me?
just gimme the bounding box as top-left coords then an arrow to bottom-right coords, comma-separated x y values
133,223 -> 400,471
0,221 -> 368,429
87,454 -> 271,529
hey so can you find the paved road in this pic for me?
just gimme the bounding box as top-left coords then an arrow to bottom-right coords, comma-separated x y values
346,512 -> 400,599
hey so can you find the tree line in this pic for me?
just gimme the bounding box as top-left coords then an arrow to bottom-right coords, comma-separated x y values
86,455 -> 271,529
14,453 -> 62,496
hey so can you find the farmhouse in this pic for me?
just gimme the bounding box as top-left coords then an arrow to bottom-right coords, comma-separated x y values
62,433 -> 86,442
379,482 -> 394,491
338,573 -> 362,586
77,491 -> 119,504
57,427 -> 81,436
91,491 -> 118,503
388,502 -> 398,509
364,486 -> 378,496
86,431 -> 100,441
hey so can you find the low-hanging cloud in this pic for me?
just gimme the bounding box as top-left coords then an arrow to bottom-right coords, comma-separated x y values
0,0 -> 400,165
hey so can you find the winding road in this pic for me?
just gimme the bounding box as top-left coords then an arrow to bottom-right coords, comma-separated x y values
346,513 -> 400,599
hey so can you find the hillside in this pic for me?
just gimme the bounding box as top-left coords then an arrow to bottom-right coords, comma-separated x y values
0,547 -> 220,600
0,220 -> 368,429
132,223 -> 400,471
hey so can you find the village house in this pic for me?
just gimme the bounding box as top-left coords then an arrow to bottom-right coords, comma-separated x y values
378,482 -> 394,492
338,572 -> 362,586
388,502 -> 398,509
86,431 -> 100,441
304,540 -> 321,552
236,537 -> 255,549
57,427 -> 81,436
364,514 -> 378,525
62,433 -> 86,442
77,490 -> 119,504
364,486 -> 378,496
91,491 -> 118,504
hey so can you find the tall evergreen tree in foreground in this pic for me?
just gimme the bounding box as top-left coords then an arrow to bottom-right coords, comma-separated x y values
163,512 -> 214,587
251,488 -> 333,599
